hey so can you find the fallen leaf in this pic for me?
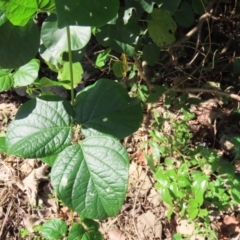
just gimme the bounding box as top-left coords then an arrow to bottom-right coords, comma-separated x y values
176,219 -> 195,235
108,229 -> 126,240
137,210 -> 162,239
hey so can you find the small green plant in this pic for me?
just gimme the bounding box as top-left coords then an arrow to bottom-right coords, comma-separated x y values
38,217 -> 103,240
145,109 -> 240,239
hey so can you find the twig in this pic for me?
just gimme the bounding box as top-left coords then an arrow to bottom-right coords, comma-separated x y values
174,87 -> 240,102
163,0 -> 217,48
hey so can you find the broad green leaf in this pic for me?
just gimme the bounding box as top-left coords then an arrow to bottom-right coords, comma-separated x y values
41,154 -> 58,166
41,218 -> 67,240
41,14 -> 91,58
38,77 -> 71,88
68,223 -> 86,240
75,79 -> 143,139
0,69 -> 13,92
54,0 -> 119,28
0,136 -> 7,153
0,20 -> 40,68
95,48 -> 111,68
95,24 -> 137,56
187,199 -> 199,220
68,223 -> 103,240
148,9 -> 177,46
143,44 -> 160,66
13,59 -> 40,87
51,136 -> 129,220
0,0 -> 37,26
57,62 -> 83,89
174,2 -> 194,27
159,0 -> 181,14
6,96 -> 74,158
192,177 -> 208,205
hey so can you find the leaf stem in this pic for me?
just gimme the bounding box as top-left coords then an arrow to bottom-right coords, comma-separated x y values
66,26 -> 75,106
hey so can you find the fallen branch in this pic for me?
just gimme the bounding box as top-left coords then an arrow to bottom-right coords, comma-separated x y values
174,87 -> 240,102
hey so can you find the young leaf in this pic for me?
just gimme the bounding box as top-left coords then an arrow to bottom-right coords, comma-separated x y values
0,68 -> 13,92
0,0 -> 38,26
41,218 -> 67,240
75,79 -> 143,139
13,59 -> 40,87
0,20 -> 40,68
54,0 -> 119,28
41,14 -> 91,58
95,48 -> 111,68
41,154 -> 58,166
6,96 -> 74,158
57,62 -> 83,89
112,61 -> 125,78
51,136 -> 129,220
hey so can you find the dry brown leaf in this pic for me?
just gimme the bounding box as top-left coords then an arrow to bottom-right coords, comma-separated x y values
17,165 -> 49,206
137,210 -> 162,239
147,188 -> 161,207
108,229 -> 126,240
176,220 -> 195,235
223,216 -> 239,225
128,162 -> 152,197
22,214 -> 42,232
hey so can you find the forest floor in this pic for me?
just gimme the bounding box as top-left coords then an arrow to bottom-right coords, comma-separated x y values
1,1 -> 240,239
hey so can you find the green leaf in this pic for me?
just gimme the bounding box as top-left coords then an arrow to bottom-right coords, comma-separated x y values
143,44 -> 160,66
112,61 -> 125,78
0,0 -> 37,26
174,2 -> 194,27
192,0 -> 207,15
159,187 -> 173,206
6,96 -> 74,158
57,62 -> 83,89
95,24 -> 137,56
75,79 -> 143,139
38,77 -> 71,88
0,20 -> 40,68
0,136 -> 7,153
192,177 -> 208,205
41,14 -> 91,58
95,48 -> 111,68
148,9 -> 177,46
68,222 -> 103,240
51,136 -> 129,220
41,218 -> 67,240
0,68 -> 13,92
13,59 -> 40,87
159,0 -> 182,14
54,0 -> 119,28
39,0 -> 55,11
68,223 -> 86,240
41,154 -> 58,166
187,199 -> 199,220
146,86 -> 166,103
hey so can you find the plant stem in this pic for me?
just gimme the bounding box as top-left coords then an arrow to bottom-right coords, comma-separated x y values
66,26 -> 75,106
